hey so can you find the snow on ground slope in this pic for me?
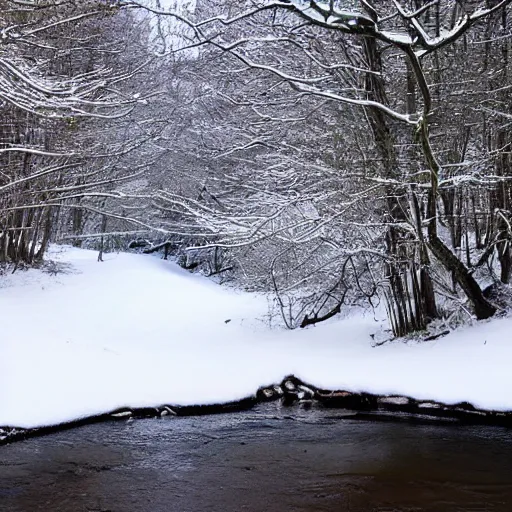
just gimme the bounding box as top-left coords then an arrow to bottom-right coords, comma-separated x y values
1,246 -> 512,429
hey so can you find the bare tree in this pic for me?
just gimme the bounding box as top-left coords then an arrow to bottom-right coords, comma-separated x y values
145,0 -> 512,331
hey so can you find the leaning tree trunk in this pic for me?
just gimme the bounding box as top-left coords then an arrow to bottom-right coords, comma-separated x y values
494,129 -> 512,284
419,117 -> 496,320
404,46 -> 496,320
493,9 -> 512,284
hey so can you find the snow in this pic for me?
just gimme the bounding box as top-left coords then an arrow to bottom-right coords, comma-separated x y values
289,1 -> 372,28
2,245 -> 512,429
379,30 -> 413,45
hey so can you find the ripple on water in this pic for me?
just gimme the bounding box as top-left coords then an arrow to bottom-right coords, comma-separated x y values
1,405 -> 512,512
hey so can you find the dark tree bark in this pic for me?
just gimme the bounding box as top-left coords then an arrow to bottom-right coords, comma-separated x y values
364,35 -> 438,335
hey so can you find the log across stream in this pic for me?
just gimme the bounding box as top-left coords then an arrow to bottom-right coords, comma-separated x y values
2,375 -> 512,445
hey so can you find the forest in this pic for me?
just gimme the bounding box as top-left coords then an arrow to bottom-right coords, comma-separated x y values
2,0 -> 512,336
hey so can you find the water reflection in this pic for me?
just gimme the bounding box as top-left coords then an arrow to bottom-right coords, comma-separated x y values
1,404 -> 512,511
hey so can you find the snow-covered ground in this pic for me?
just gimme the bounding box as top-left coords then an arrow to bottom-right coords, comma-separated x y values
2,246 -> 512,429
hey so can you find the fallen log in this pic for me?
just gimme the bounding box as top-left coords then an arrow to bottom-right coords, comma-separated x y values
3,375 -> 512,446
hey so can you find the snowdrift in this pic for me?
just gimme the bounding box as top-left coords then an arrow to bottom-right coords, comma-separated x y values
2,246 -> 511,429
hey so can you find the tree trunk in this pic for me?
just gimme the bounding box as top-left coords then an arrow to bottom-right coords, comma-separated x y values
419,119 -> 496,320
364,36 -> 438,334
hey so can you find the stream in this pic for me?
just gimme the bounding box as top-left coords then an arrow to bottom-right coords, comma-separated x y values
2,403 -> 512,511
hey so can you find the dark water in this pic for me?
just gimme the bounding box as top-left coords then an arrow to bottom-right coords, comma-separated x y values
2,404 -> 512,512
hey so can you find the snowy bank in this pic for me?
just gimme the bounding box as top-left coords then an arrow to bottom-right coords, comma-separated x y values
2,246 -> 512,430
